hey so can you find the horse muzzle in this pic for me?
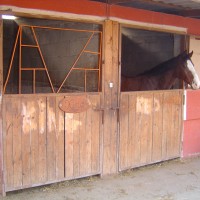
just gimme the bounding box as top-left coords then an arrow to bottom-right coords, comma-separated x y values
191,80 -> 200,89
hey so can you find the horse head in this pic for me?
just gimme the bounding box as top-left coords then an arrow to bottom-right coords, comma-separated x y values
179,51 -> 200,89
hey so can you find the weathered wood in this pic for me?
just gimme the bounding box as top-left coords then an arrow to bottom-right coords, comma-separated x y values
102,20 -> 113,175
37,97 -> 47,183
137,92 -> 153,164
128,94 -> 137,167
152,92 -> 163,162
30,98 -> 39,185
3,91 -> 101,192
55,96 -> 65,180
119,93 -> 129,170
64,94 -> 101,179
72,113 -> 80,177
2,91 -> 182,191
119,90 -> 183,171
110,21 -> 119,172
12,98 -> 22,188
3,94 -> 101,191
102,20 -> 119,175
21,98 -> 32,187
164,91 -> 182,159
65,112 -> 74,178
174,91 -> 182,156
3,97 -> 14,190
85,103 -> 92,174
46,96 -> 56,181
89,95 -> 101,174
46,96 -> 65,181
79,110 -> 87,175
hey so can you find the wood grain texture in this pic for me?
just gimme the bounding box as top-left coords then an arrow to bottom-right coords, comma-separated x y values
102,20 -> 119,175
3,93 -> 101,192
119,90 -> 183,171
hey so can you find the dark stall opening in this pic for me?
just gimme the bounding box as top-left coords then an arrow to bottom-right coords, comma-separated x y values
3,17 -> 102,94
121,27 -> 185,91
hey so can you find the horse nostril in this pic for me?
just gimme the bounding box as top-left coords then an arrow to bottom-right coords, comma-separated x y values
192,80 -> 200,89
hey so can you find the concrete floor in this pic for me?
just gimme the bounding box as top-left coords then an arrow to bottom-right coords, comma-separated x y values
2,156 -> 200,200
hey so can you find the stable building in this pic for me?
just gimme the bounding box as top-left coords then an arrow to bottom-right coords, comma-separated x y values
0,0 -> 200,196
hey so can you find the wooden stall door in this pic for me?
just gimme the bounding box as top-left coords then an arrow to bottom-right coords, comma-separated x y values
119,90 -> 183,171
3,93 -> 101,192
64,94 -> 102,179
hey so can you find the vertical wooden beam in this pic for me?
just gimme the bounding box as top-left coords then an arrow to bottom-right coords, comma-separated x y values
0,17 -> 5,196
102,20 -> 119,175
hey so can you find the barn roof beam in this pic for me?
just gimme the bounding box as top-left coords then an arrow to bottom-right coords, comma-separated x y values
90,0 -> 200,17
177,9 -> 200,18
95,0 -> 188,10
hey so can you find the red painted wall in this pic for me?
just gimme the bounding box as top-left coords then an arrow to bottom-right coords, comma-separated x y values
0,0 -> 107,17
1,0 -> 200,35
182,90 -> 200,157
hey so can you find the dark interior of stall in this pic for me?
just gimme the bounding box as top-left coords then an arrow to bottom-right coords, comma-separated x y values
121,27 -> 185,91
3,17 -> 102,94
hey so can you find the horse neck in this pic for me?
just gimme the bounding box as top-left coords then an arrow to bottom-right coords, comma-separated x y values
157,68 -> 178,89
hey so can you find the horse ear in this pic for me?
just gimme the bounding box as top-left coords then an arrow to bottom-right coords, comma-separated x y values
181,50 -> 193,59
180,50 -> 187,58
188,51 -> 193,58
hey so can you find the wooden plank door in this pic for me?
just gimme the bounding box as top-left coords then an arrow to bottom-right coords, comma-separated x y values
119,90 -> 183,171
65,94 -> 102,179
3,95 -> 49,191
3,93 -> 102,192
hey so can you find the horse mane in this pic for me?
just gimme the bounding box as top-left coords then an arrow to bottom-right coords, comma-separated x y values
137,54 -> 181,77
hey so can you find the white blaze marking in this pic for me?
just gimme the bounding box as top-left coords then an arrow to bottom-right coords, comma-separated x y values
187,59 -> 200,89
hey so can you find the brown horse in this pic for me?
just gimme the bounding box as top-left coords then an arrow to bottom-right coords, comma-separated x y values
121,51 -> 200,91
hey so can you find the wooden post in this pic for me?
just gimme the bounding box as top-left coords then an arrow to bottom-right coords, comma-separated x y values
0,17 -> 5,196
102,20 -> 119,175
